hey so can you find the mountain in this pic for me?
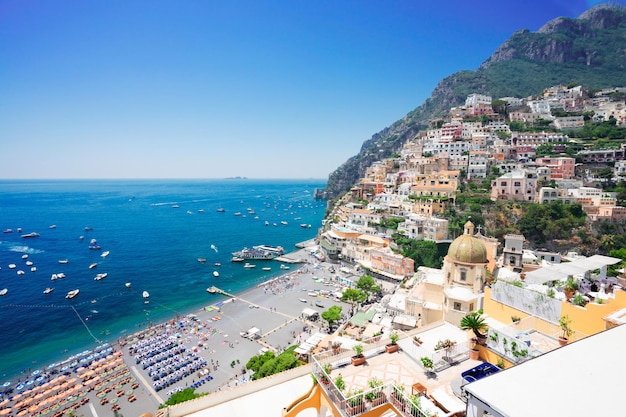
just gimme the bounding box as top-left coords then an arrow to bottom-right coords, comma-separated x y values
319,3 -> 626,199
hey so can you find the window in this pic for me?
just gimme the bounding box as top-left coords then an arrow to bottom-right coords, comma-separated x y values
453,302 -> 462,311
460,271 -> 467,281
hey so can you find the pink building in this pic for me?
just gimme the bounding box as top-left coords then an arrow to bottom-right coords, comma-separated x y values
370,247 -> 415,280
534,157 -> 576,179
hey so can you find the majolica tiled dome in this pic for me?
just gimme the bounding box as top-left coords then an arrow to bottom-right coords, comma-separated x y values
447,221 -> 487,264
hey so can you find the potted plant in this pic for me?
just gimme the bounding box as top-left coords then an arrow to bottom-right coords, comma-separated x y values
390,384 -> 406,409
385,332 -> 400,353
351,344 -> 366,366
559,314 -> 573,346
330,341 -> 342,354
511,315 -> 521,324
434,339 -> 456,361
469,337 -> 480,360
345,389 -> 365,415
420,356 -> 434,371
320,362 -> 332,385
460,310 -> 488,345
334,374 -> 346,391
365,377 -> 386,407
413,336 -> 423,346
563,277 -> 578,301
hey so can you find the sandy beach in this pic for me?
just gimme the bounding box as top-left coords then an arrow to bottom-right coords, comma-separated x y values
0,249 -> 357,416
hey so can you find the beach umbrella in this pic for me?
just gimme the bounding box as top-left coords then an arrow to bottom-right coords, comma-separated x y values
0,409 -> 11,415
17,409 -> 28,416
28,405 -> 38,413
0,399 -> 8,406
138,413 -> 153,417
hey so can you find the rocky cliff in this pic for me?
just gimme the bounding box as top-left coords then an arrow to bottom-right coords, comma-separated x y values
319,3 -> 626,199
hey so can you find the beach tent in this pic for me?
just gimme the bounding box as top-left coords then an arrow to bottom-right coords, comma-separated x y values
301,308 -> 318,318
247,327 -> 260,337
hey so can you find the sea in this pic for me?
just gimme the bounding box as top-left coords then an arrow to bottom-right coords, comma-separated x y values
0,179 -> 326,384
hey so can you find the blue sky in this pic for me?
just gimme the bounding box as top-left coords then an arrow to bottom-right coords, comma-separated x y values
0,0 -> 620,179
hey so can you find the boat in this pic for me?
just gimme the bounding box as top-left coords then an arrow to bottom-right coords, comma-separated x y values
186,210 -> 193,214
231,245 -> 284,260
65,289 -> 80,299
58,259 -> 69,264
280,264 -> 290,270
25,260 -> 33,266
51,274 -> 58,281
197,209 -> 205,213
213,271 -> 220,277
264,221 -> 269,226
84,227 -> 93,231
57,273 -> 66,279
94,273 -> 108,281
101,251 -> 110,258
234,212 -> 241,216
17,227 -> 22,233
22,254 -> 28,259
243,263 -> 256,269
262,267 -> 271,271
197,257 -> 206,264
280,221 -> 288,225
172,205 -> 180,208
89,263 -> 98,269
299,298 -> 307,303
43,288 -> 54,294
17,270 -> 25,275
30,267 -> 37,272
49,225 -> 57,229
21,232 -> 40,238
0,289 -> 7,296
125,282 -> 131,288
211,244 -> 218,252
216,208 -> 225,212
142,291 -> 150,303
207,286 -> 217,294
214,262 -> 221,267
231,257 -> 244,263
89,245 -> 102,250
2,229 -> 13,233
8,264 -> 16,269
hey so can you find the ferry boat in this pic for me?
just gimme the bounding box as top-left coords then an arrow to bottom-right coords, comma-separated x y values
231,245 -> 284,260
66,289 -> 80,299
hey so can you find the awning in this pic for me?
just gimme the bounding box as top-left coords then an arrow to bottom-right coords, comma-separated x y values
247,327 -> 260,335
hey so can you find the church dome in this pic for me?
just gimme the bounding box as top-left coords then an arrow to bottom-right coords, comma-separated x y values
447,221 -> 487,264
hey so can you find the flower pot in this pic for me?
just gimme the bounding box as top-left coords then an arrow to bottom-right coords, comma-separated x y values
469,348 -> 480,360
346,401 -> 365,415
368,392 -> 387,407
351,355 -> 366,366
558,336 -> 568,346
385,344 -> 399,353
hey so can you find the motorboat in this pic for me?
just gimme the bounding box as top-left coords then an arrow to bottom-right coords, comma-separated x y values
211,244 -> 218,252
90,238 -> 97,244
101,251 -> 110,258
198,257 -> 207,264
30,267 -> 37,272
213,271 -> 220,277
280,221 -> 288,225
0,288 -> 7,296
2,229 -> 13,233
8,264 -> 16,269
57,273 -> 66,279
231,257 -> 244,263
51,274 -> 58,281
25,260 -> 33,266
216,208 -> 226,212
214,262 -> 221,267
243,263 -> 256,269
17,270 -> 25,275
280,264 -> 290,270
172,205 -> 180,208
89,263 -> 98,269
94,273 -> 108,281
84,227 -> 93,231
65,289 -> 80,299
125,282 -> 131,288
206,286 -> 217,294
22,254 -> 28,260
262,267 -> 271,271
58,259 -> 69,264
264,221 -> 269,226
43,288 -> 54,294
89,245 -> 102,250
142,291 -> 150,303
49,225 -> 57,229
21,232 -> 40,238
234,212 -> 241,216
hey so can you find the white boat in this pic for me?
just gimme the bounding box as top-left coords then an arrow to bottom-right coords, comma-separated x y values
30,267 -> 37,272
2,229 -> 13,233
214,262 -> 221,267
49,225 -> 57,229
142,291 -> 150,298
211,244 -> 218,252
262,267 -> 271,271
172,205 -> 180,208
299,298 -> 307,303
125,282 -> 131,288
21,232 -> 40,238
0,288 -> 7,296
8,264 -> 16,269
94,273 -> 108,281
89,263 -> 98,269
57,273 -> 65,279
280,264 -> 290,270
213,271 -> 220,277
58,259 -> 69,264
101,251 -> 110,258
264,221 -> 269,226
22,254 -> 28,260
90,238 -> 97,244
25,260 -> 33,266
243,263 -> 256,269
198,209 -> 205,213
234,212 -> 241,216
198,257 -> 206,264
17,270 -> 25,275
216,208 -> 225,212
43,287 -> 54,294
65,289 -> 80,299
51,274 -> 58,281
206,286 -> 216,294
281,221 -> 288,225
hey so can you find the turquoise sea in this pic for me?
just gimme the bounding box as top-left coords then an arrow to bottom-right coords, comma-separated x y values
0,179 -> 326,384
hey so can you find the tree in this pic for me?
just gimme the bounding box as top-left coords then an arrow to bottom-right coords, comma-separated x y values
356,275 -> 381,297
460,310 -> 488,338
341,288 -> 367,315
321,305 -> 342,328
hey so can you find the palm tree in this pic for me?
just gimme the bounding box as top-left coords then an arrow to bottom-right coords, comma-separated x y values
460,310 -> 488,339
